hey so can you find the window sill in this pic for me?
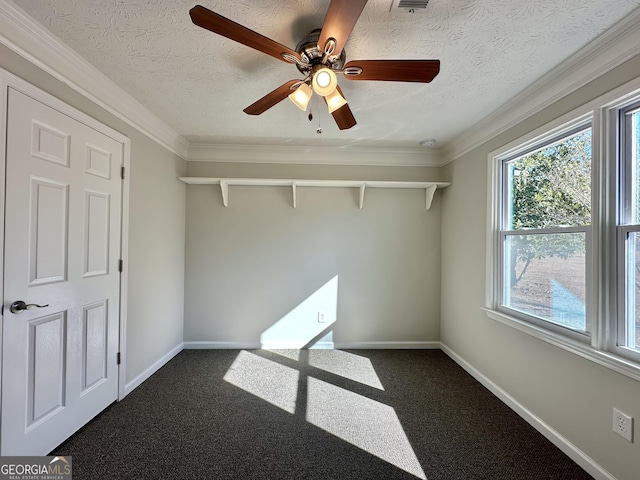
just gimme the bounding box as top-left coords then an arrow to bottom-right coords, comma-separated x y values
483,307 -> 640,383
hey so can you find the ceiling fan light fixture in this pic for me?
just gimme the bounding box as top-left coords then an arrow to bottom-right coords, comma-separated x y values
312,67 -> 338,96
189,4 -> 440,131
325,88 -> 347,113
288,82 -> 313,111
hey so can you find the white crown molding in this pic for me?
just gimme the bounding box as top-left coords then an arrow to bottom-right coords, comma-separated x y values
9,0 -> 637,168
0,0 -> 189,159
442,7 -> 640,163
187,143 -> 445,167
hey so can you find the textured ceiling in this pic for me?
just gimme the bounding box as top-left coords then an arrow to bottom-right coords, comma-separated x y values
14,0 -> 640,149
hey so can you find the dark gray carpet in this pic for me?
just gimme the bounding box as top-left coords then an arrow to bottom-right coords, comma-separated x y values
52,349 -> 593,479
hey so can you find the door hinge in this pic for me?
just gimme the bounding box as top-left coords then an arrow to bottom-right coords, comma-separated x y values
117,352 -> 121,365
118,259 -> 123,272
121,166 -> 125,180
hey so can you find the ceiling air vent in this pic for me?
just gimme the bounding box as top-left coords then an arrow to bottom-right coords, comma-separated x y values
389,0 -> 430,13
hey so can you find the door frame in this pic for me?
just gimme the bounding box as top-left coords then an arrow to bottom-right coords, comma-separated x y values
0,69 -> 131,450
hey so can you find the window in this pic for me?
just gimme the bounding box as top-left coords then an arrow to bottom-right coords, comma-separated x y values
617,102 -> 640,358
487,80 -> 640,376
499,125 -> 592,339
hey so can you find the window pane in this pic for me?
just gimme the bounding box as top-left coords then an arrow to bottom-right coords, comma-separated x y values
626,232 -> 640,351
506,129 -> 591,229
504,233 -> 587,332
617,104 -> 640,359
632,109 -> 640,224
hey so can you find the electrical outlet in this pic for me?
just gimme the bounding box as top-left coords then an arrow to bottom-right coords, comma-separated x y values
613,408 -> 634,442
317,311 -> 326,323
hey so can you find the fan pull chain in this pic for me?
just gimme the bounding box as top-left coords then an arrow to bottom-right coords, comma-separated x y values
316,95 -> 322,134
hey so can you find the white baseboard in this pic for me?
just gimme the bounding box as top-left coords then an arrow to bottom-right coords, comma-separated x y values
123,343 -> 183,397
260,341 -> 335,349
183,340 -> 440,349
309,342 -> 334,349
440,343 -> 616,480
335,341 -> 441,349
183,341 -> 261,349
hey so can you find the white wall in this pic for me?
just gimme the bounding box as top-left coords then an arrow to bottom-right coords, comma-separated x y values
125,132 -> 186,382
440,54 -> 640,480
0,45 -> 187,384
184,162 -> 444,347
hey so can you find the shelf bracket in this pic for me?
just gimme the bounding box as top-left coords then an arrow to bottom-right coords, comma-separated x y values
425,185 -> 437,211
359,184 -> 366,209
292,182 -> 297,208
220,181 -> 229,207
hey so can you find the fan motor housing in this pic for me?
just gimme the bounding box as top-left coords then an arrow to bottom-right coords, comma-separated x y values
295,29 -> 346,75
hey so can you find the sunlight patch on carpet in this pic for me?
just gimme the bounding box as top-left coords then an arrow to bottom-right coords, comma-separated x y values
308,349 -> 384,390
223,350 -> 299,414
306,377 -> 426,479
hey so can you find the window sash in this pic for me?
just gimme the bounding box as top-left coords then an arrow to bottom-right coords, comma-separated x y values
619,104 -> 639,226
500,125 -> 592,231
615,226 -> 640,361
615,101 -> 640,361
501,226 -> 589,236
499,227 -> 591,340
497,122 -> 593,339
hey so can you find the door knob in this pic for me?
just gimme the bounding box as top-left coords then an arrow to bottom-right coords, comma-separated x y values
9,301 -> 50,314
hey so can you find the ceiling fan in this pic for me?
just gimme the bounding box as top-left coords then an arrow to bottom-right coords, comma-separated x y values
189,1 -> 440,131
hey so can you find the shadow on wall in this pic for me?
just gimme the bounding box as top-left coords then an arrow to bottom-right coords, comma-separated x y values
260,275 -> 338,349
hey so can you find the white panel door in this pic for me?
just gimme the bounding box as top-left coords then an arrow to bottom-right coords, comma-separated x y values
1,88 -> 122,455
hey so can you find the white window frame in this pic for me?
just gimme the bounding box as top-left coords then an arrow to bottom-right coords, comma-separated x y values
612,101 -> 640,363
497,123 -> 593,342
486,76 -> 640,383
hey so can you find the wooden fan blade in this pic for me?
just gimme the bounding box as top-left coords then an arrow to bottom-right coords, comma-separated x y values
318,0 -> 368,58
324,86 -> 357,130
243,80 -> 301,115
331,103 -> 357,130
343,60 -> 440,83
190,5 -> 301,64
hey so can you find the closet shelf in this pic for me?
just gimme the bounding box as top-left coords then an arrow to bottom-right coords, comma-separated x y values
178,177 -> 451,210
